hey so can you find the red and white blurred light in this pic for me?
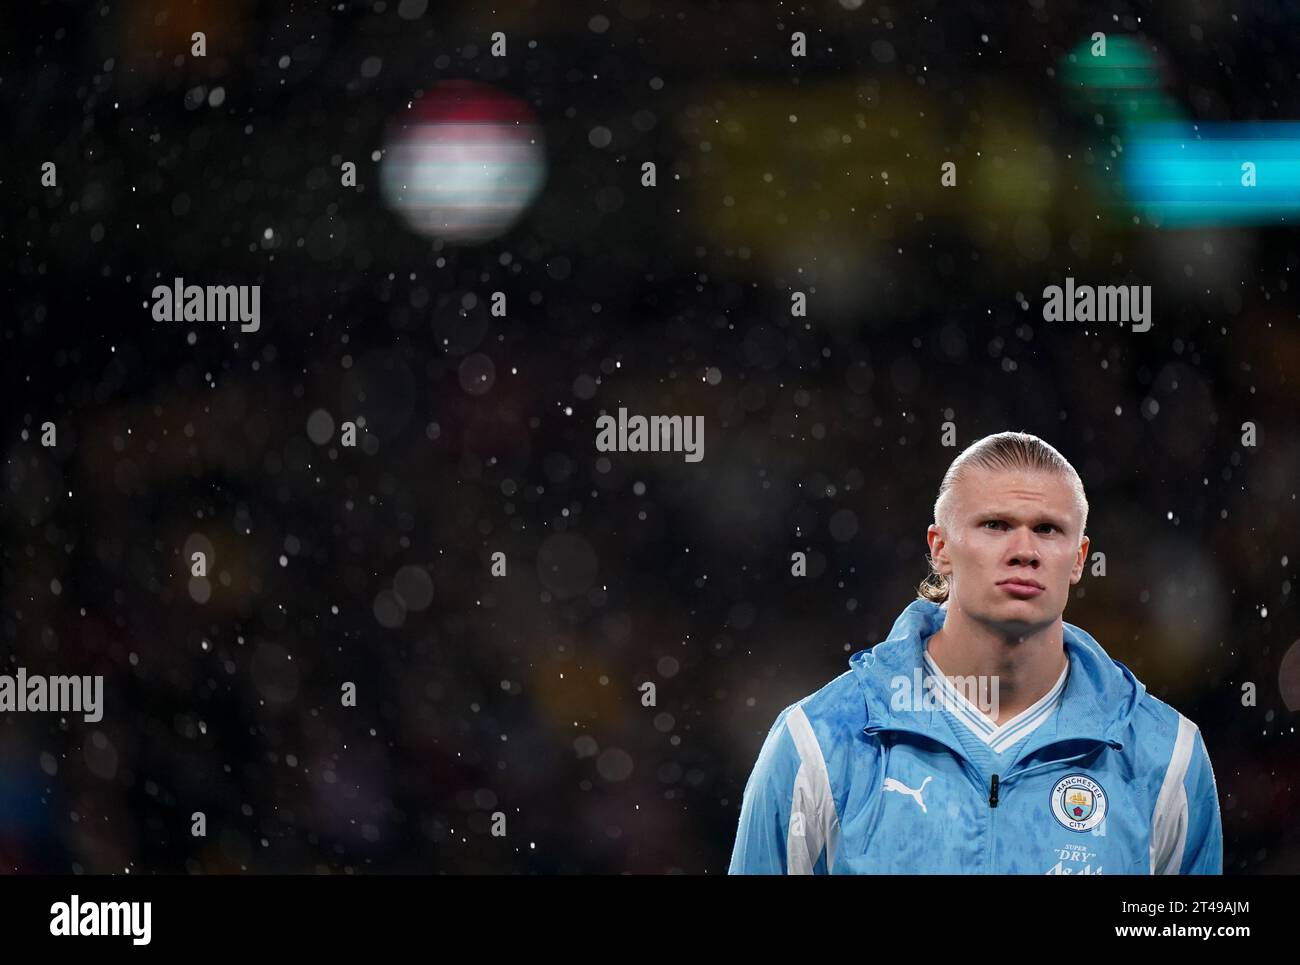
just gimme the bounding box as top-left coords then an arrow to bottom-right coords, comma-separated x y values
380,80 -> 547,243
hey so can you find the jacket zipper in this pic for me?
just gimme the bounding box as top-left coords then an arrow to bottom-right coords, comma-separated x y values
987,774 -> 999,873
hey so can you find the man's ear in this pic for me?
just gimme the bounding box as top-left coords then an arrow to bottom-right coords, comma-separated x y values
1069,534 -> 1089,584
927,524 -> 950,575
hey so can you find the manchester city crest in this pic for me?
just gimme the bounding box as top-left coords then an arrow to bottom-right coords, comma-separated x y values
1049,774 -> 1108,832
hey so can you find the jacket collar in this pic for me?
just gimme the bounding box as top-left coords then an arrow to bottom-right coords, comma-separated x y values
849,598 -> 1144,757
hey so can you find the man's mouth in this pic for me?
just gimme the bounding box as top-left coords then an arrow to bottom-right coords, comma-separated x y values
998,578 -> 1044,598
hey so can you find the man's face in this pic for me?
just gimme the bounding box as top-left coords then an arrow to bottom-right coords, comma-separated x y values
926,467 -> 1089,638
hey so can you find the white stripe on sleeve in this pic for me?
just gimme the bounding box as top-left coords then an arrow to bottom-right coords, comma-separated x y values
784,704 -> 841,874
1150,714 -> 1196,874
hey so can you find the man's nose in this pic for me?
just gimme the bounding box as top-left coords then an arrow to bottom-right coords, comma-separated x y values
1009,528 -> 1039,563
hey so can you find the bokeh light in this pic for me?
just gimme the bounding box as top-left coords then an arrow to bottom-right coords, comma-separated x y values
380,80 -> 547,242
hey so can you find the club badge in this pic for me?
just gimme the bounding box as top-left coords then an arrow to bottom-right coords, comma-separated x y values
1050,773 -> 1108,832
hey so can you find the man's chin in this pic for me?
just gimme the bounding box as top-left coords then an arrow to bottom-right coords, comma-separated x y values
971,600 -> 1062,640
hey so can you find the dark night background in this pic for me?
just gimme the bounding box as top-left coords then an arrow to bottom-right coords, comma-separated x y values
3,0 -> 1297,873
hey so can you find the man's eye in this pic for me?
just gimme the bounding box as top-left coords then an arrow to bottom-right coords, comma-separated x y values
983,520 -> 1005,529
1038,524 -> 1059,533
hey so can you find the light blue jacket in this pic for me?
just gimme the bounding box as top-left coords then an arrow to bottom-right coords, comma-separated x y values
729,598 -> 1223,874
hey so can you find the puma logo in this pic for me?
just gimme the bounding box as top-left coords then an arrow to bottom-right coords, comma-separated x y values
883,775 -> 933,813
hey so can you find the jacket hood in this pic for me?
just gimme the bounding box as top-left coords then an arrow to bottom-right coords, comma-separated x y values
848,598 -> 1145,750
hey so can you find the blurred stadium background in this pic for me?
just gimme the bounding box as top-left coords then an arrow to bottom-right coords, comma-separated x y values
4,0 -> 1298,872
